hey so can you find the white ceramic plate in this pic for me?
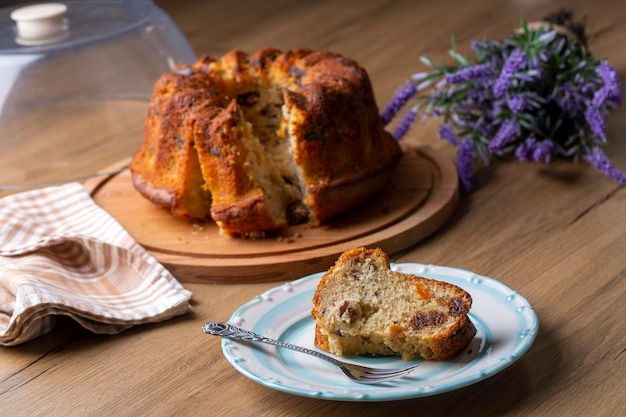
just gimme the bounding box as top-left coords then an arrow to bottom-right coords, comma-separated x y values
222,263 -> 538,401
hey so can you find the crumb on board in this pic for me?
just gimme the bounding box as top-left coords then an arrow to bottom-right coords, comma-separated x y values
276,232 -> 304,243
190,223 -> 204,236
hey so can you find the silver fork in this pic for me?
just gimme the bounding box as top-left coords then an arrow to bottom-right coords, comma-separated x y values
203,321 -> 420,384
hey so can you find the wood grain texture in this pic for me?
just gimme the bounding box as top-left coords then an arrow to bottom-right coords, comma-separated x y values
84,146 -> 457,283
1,0 -> 625,416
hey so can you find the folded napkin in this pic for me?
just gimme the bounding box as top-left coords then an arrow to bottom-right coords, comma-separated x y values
0,183 -> 192,346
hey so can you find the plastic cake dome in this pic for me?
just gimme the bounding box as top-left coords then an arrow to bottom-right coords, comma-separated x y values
0,0 -> 197,190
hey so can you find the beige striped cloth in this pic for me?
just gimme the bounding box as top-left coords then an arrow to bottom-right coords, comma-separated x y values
0,182 -> 192,345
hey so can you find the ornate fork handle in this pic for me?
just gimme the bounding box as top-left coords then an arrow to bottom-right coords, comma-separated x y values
203,321 -> 344,367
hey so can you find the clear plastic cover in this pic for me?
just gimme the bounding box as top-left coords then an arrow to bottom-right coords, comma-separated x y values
0,0 -> 197,190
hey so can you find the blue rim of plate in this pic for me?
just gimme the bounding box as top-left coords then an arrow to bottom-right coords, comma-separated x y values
221,263 -> 538,401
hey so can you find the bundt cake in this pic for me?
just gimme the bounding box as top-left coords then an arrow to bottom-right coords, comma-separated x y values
129,48 -> 402,238
312,247 -> 476,361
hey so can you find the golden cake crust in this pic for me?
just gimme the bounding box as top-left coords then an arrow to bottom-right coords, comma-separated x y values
312,247 -> 477,361
130,69 -> 224,220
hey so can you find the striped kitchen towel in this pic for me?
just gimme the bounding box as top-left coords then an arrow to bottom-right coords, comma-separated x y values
0,182 -> 192,345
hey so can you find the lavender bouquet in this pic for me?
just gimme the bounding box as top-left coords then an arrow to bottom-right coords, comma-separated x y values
382,10 -> 623,193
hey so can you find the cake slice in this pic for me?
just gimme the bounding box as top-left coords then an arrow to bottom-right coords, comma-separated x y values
311,247 -> 476,360
194,101 -> 291,238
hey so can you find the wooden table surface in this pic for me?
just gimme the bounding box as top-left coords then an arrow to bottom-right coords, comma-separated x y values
2,0 -> 625,415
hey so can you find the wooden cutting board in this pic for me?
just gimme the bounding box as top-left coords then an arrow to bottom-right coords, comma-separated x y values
84,145 -> 458,283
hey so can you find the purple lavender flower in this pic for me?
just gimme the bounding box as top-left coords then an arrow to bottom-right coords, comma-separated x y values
468,79 -> 492,103
580,82 -> 596,95
584,106 -> 607,142
515,137 -> 536,162
493,49 -> 528,98
595,61 -> 622,107
381,82 -> 417,126
592,87 -> 608,108
456,139 -> 474,193
438,123 -> 458,145
555,85 -> 582,114
508,94 -> 526,113
515,138 -> 553,164
583,147 -> 626,185
385,19 -> 624,192
532,140 -> 553,163
488,119 -> 518,153
393,107 -> 418,140
445,64 -> 493,84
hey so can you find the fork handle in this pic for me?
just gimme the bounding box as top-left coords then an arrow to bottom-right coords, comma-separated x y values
203,321 -> 344,367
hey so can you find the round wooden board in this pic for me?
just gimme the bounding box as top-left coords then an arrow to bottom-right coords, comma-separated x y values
84,145 -> 458,284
